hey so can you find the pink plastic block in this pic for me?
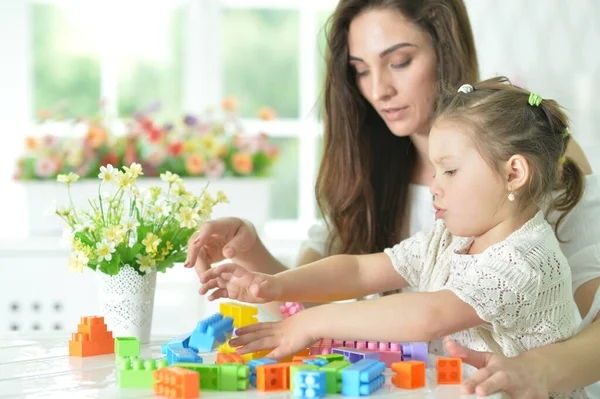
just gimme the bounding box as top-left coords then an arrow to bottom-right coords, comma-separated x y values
333,340 -> 346,348
279,302 -> 304,318
356,341 -> 367,350
377,351 -> 403,367
390,343 -> 402,352
367,342 -> 378,351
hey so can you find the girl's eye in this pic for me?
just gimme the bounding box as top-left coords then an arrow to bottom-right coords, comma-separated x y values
444,170 -> 456,176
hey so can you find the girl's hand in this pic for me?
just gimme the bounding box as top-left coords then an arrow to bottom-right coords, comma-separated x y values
184,217 -> 258,276
231,310 -> 320,360
199,262 -> 281,303
444,338 -> 549,399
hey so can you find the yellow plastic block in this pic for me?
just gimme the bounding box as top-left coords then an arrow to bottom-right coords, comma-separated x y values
220,303 -> 258,328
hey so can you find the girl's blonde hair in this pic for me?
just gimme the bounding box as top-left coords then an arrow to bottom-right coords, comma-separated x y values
434,76 -> 584,240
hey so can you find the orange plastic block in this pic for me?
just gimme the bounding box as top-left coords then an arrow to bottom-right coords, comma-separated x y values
437,358 -> 462,385
256,362 -> 295,392
279,348 -> 310,362
69,316 -> 114,357
293,355 -> 316,363
220,303 -> 258,328
216,352 -> 245,364
153,367 -> 200,399
391,361 -> 425,389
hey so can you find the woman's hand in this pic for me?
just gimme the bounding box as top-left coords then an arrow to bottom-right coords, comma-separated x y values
444,338 -> 549,399
184,217 -> 258,277
199,262 -> 281,303
231,310 -> 320,360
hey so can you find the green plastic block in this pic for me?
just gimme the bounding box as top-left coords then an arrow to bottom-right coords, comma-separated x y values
173,363 -> 220,390
290,364 -> 318,392
219,363 -> 250,391
114,337 -> 140,357
317,353 -> 345,362
119,357 -> 168,388
321,360 -> 351,394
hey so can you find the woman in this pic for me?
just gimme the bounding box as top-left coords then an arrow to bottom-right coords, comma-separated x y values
185,1 -> 600,397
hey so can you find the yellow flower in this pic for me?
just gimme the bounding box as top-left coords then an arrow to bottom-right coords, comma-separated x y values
201,135 -> 216,150
149,187 -> 162,201
124,162 -> 144,179
57,172 -> 80,184
160,171 -> 182,184
136,254 -> 155,274
178,207 -> 200,229
103,225 -> 125,244
217,190 -> 229,204
96,240 -> 116,262
116,171 -> 135,189
142,232 -> 161,254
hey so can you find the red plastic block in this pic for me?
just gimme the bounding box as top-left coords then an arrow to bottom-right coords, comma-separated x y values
216,352 -> 245,364
391,361 -> 425,389
153,367 -> 200,399
69,316 -> 114,357
437,358 -> 462,385
256,362 -> 294,391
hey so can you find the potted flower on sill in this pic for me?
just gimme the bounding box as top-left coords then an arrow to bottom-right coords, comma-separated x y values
56,163 -> 228,343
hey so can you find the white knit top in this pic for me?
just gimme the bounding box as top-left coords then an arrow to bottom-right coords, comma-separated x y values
384,210 -> 577,358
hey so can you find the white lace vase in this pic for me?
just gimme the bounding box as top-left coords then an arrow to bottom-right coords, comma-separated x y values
97,264 -> 157,344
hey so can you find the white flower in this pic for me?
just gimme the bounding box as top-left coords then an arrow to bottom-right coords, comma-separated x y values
96,240 -> 116,262
61,227 -> 75,248
57,172 -> 80,184
122,217 -> 140,232
177,206 -> 200,229
153,200 -> 170,217
67,251 -> 89,273
98,165 -> 118,184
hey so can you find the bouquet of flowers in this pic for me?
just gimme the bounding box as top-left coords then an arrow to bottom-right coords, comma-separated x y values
56,162 -> 228,276
15,98 -> 280,180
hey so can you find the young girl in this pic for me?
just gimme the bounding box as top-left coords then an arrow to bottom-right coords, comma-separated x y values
198,77 -> 585,397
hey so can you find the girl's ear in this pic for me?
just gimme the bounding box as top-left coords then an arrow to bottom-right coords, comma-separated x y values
504,154 -> 530,191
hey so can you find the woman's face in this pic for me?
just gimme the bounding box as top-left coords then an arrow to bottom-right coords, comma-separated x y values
348,8 -> 438,137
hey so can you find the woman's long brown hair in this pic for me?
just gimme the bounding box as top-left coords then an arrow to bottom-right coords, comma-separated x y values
317,0 -> 479,254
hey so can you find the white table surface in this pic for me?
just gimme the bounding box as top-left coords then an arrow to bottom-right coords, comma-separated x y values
0,334 -> 502,399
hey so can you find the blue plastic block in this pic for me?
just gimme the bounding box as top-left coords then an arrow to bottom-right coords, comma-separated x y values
302,358 -> 329,367
161,332 -> 192,354
188,313 -> 234,352
166,346 -> 203,366
332,347 -> 380,364
341,359 -> 385,396
293,370 -> 327,399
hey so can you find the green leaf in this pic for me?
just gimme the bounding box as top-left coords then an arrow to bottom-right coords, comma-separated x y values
75,232 -> 94,247
99,252 -> 121,276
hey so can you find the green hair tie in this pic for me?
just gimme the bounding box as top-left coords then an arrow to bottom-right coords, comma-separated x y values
563,128 -> 570,138
528,92 -> 543,106
559,155 -> 567,165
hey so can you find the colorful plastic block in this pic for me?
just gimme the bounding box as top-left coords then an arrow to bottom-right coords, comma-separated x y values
333,347 -> 380,363
391,361 -> 426,389
188,313 -> 234,352
293,355 -> 316,363
309,339 -> 333,355
437,357 -> 462,385
279,348 -> 310,363
290,364 -> 318,392
167,346 -> 203,366
220,302 -> 258,328
341,359 -> 385,396
256,362 -> 294,392
162,332 -> 192,355
153,367 -> 200,399
293,370 -> 327,399
216,352 -> 245,364
119,357 -> 168,388
69,316 -> 114,357
320,360 -> 351,394
280,302 -> 304,318
114,337 -> 140,358
219,363 -> 250,391
172,363 -> 221,390
401,342 -> 428,365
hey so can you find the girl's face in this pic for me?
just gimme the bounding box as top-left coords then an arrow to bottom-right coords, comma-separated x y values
428,121 -> 511,238
348,8 -> 438,137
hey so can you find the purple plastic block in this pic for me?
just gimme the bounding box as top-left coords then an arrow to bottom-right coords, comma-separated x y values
333,348 -> 380,364
401,342 -> 428,366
